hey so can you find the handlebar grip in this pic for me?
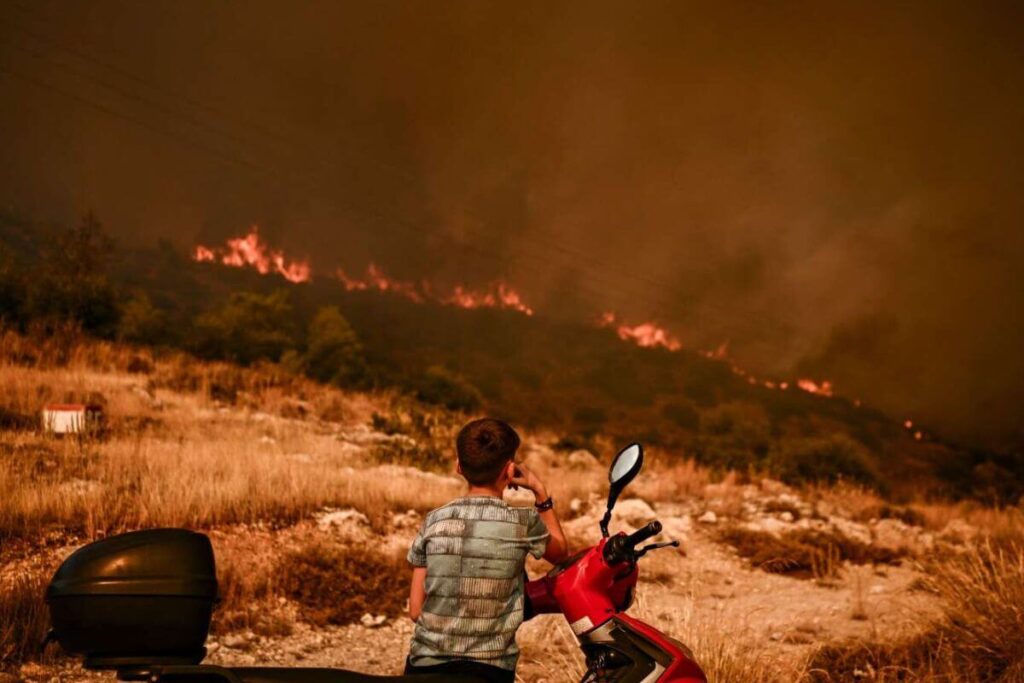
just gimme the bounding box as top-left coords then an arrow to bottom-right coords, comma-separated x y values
625,520 -> 662,548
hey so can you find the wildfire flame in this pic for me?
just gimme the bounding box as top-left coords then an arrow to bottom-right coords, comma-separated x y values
599,312 -> 682,351
190,233 -> 847,404
337,263 -> 533,316
192,226 -> 311,283
796,378 -> 834,397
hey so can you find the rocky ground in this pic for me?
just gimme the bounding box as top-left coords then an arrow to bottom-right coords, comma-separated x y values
7,451 -> 969,683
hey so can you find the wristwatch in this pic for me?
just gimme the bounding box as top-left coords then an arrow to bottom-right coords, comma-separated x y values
535,496 -> 554,512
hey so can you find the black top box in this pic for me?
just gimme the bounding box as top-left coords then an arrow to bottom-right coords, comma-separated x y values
46,528 -> 218,668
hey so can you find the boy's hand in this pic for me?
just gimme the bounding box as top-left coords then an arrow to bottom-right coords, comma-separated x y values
508,463 -> 548,501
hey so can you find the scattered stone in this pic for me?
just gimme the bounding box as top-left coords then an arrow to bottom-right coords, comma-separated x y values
223,633 -> 250,650
779,511 -> 795,523
360,613 -> 388,628
0,672 -> 21,683
567,449 -> 599,470
938,519 -> 977,544
259,435 -> 277,445
391,509 -> 421,530
614,499 -> 657,527
743,516 -> 789,537
658,516 -> 692,545
315,508 -> 370,532
569,497 -> 584,514
698,510 -> 718,524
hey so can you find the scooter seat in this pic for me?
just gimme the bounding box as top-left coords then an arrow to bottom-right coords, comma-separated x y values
229,668 -> 485,683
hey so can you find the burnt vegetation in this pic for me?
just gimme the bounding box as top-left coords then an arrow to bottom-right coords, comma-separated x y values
1,211 -> 1021,503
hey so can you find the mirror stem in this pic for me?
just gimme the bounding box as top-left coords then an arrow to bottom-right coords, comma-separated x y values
599,508 -> 612,538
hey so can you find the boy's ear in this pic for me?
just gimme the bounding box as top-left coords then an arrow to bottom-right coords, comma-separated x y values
456,460 -> 463,475
504,460 -> 517,480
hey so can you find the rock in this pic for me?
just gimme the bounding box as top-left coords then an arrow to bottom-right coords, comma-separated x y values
360,613 -> 387,628
829,517 -> 873,545
698,510 -> 718,524
613,499 -> 657,527
658,516 -> 692,544
0,673 -> 21,683
569,497 -> 584,514
567,449 -> 599,470
744,517 -> 788,536
872,518 -> 917,552
869,585 -> 885,595
391,509 -> 421,530
223,633 -> 250,650
779,511 -> 795,523
316,508 -> 370,532
938,519 -> 977,544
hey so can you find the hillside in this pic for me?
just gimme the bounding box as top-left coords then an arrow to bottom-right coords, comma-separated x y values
1,332 -> 1022,682
2,213 -> 1019,502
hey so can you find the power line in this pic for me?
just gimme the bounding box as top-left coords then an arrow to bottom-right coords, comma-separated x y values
1,4 -> 693,313
0,10 -> 782,335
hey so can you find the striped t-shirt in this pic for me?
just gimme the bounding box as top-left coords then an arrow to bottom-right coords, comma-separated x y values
407,496 -> 550,671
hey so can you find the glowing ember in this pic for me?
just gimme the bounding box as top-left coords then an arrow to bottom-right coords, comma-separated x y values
904,419 -> 914,429
192,227 -> 311,283
599,312 -> 682,351
336,263 -> 533,315
446,284 -> 534,316
193,245 -> 215,262
797,378 -> 834,397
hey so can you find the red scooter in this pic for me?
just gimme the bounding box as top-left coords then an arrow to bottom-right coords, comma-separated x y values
45,444 -> 706,683
524,443 -> 707,683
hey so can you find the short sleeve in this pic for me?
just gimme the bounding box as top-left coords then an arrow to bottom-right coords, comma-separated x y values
407,521 -> 428,567
525,509 -> 550,560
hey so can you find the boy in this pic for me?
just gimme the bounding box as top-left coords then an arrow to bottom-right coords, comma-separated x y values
405,418 -> 569,683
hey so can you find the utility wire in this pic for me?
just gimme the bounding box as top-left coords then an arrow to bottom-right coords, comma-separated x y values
0,10 -> 781,336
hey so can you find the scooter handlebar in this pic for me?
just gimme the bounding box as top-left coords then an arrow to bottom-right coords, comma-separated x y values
603,520 -> 662,565
625,520 -> 662,547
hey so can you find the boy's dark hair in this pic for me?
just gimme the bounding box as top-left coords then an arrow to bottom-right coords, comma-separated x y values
456,418 -> 520,485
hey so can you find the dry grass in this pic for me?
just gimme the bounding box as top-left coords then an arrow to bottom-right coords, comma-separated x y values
718,526 -> 903,579
805,537 -> 1024,682
0,330 -> 462,541
0,430 -> 459,540
0,572 -> 58,671
521,598 -> 794,683
279,539 -> 408,627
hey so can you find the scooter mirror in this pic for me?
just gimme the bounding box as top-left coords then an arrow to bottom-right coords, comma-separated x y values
601,443 -> 644,537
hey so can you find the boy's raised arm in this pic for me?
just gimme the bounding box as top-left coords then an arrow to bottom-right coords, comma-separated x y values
510,463 -> 569,563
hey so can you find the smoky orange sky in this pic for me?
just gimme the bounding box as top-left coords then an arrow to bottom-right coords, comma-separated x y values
2,1 -> 1022,447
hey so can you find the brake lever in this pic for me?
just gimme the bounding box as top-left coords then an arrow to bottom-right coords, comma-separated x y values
635,540 -> 679,558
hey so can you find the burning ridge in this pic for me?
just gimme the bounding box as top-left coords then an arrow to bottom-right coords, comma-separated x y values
190,229 -> 869,413
193,227 -> 311,284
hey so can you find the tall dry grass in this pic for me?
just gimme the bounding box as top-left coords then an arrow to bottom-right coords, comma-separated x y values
0,573 -> 57,668
0,429 -> 461,539
1,329 -> 462,541
519,590 -> 795,683
806,532 -> 1024,681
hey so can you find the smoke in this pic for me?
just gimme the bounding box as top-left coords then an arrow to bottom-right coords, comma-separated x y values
1,1 -> 1022,446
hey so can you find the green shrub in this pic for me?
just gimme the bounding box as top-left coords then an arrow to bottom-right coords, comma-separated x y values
767,434 -> 878,487
118,291 -> 167,345
412,365 -> 482,412
302,306 -> 367,386
26,212 -> 120,336
193,290 -> 296,365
